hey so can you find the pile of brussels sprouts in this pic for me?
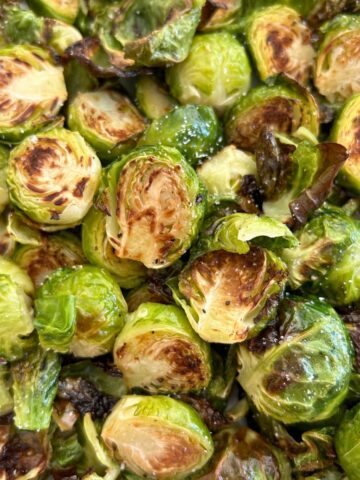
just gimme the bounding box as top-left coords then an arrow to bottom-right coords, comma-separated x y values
2,0 -> 360,478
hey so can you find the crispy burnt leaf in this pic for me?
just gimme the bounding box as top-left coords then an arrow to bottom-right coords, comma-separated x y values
176,395 -> 228,432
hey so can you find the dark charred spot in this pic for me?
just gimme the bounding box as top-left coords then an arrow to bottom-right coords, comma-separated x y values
195,194 -> 204,205
266,29 -> 293,70
22,143 -> 56,177
44,191 -> 62,202
178,395 -> 228,432
116,343 -> 127,359
239,174 -> 263,213
26,183 -> 45,193
13,104 -> 36,126
264,353 -> 305,394
50,210 -> 60,220
54,197 -> 67,206
73,177 -> 89,198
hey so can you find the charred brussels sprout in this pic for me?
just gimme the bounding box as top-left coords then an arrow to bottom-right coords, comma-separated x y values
101,395 -> 214,479
332,93 -> 360,193
283,205 -> 360,306
335,403 -> 360,479
136,76 -> 178,120
0,45 -> 67,143
166,32 -> 251,113
194,426 -> 291,479
170,214 -> 295,344
105,145 -> 206,269
82,207 -> 147,289
35,265 -> 127,357
0,145 -> 9,214
13,232 -> 86,287
246,6 -> 315,85
27,0 -> 80,24
315,15 -> 360,102
68,90 -> 146,162
113,303 -> 212,394
138,105 -> 222,165
7,128 -> 101,230
237,296 -> 353,424
225,81 -> 320,151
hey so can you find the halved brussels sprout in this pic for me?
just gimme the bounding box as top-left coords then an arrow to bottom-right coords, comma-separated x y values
0,146 -> 9,214
198,0 -> 243,32
101,395 -> 214,479
335,403 -> 360,479
27,0 -> 80,24
225,80 -> 320,151
237,296 -> 353,424
332,93 -> 360,193
282,205 -> 360,306
246,5 -> 315,85
166,32 -> 251,113
113,303 -> 212,394
95,0 -> 204,68
0,45 -> 67,142
197,145 -> 258,208
11,347 -> 61,430
0,364 -> 13,416
13,231 -> 86,287
0,259 -> 34,361
68,90 -> 146,162
7,128 -> 101,229
105,145 -> 206,269
194,426 -> 291,479
36,265 -> 127,357
315,15 -> 360,102
82,207 -> 147,289
138,105 -> 222,165
136,76 -> 178,120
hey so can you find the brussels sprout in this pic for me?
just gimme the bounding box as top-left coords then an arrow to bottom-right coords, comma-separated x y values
194,426 -> 292,479
105,145 -> 206,269
197,145 -> 258,208
13,232 -> 85,287
0,45 -> 67,143
198,0 -> 243,32
138,105 -> 222,166
6,209 -> 42,246
0,260 -> 34,361
87,0 -> 203,70
0,364 -> 13,416
7,128 -> 101,229
113,303 -> 212,394
335,403 -> 360,479
68,90 -> 146,162
237,296 -> 353,424
315,15 -> 360,102
101,395 -> 214,479
166,32 -> 251,113
50,430 -> 83,472
27,0 -> 80,24
225,80 -> 320,151
246,6 -> 315,85
82,207 -> 147,289
0,146 -> 9,214
136,76 -> 178,120
282,205 -> 360,306
332,94 -> 360,193
36,265 -> 127,357
11,347 -> 61,430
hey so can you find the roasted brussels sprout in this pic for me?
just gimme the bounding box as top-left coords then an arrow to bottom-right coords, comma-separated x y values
335,403 -> 360,479
315,15 -> 360,102
194,426 -> 291,479
237,296 -> 353,424
13,232 -> 85,287
0,364 -> 13,416
0,45 -> 67,143
101,395 -> 214,479
170,214 -> 295,343
82,207 -> 147,289
0,146 -> 9,214
105,145 -> 206,268
11,347 -> 61,430
36,265 -> 127,357
166,32 -> 251,113
113,303 -> 212,394
27,0 -> 80,24
0,259 -> 34,361
7,128 -> 101,230
138,105 -> 222,165
136,76 -> 178,120
225,80 -> 320,151
283,205 -> 360,306
332,93 -> 360,193
68,90 -> 146,162
245,5 -> 315,85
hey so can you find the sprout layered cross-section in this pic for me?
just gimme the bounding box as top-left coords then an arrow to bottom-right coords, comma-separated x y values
1,1 -> 360,479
